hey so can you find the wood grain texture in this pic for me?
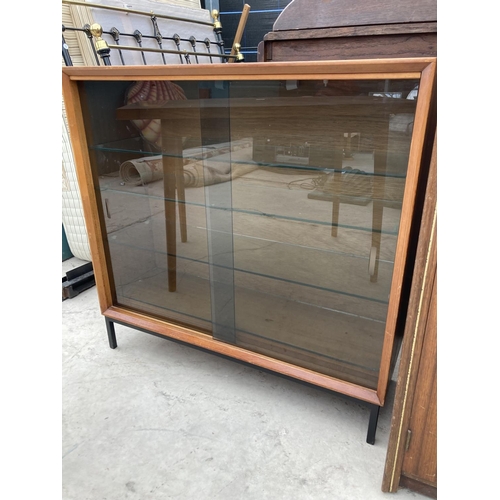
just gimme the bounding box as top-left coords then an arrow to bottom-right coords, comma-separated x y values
382,130 -> 437,493
62,73 -> 115,312
264,23 -> 437,41
402,273 -> 437,487
62,59 -> 432,81
273,0 -> 436,31
264,34 -> 437,62
260,1 -> 436,64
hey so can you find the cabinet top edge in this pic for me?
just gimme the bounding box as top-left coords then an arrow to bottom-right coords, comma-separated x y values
62,58 -> 436,81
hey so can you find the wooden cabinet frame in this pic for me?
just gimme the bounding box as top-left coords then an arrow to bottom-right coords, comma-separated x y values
62,58 -> 436,443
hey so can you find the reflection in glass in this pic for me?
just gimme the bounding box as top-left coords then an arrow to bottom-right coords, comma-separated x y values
81,77 -> 418,389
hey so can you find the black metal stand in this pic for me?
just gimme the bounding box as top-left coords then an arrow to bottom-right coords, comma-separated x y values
104,316 -> 382,443
366,404 -> 381,445
106,318 -> 117,349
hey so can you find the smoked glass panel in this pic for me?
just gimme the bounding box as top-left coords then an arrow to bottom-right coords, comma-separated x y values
81,80 -> 213,332
225,79 -> 417,389
80,76 -> 418,389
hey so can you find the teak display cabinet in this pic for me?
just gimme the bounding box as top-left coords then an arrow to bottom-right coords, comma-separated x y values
62,59 -> 436,444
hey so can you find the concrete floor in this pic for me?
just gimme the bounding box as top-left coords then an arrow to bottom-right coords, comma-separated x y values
62,256 -> 426,500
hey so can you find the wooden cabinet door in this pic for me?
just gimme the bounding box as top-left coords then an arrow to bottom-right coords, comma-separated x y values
399,272 -> 437,497
382,131 -> 437,497
401,274 -> 437,490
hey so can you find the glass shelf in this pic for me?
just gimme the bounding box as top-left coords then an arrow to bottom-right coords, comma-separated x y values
108,234 -> 392,309
90,137 -> 157,156
92,139 -> 410,179
97,169 -> 405,237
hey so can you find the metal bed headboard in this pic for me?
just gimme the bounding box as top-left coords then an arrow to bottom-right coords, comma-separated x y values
62,0 -> 246,66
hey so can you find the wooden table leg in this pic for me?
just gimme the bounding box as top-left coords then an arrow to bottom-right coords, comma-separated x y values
175,158 -> 188,243
370,119 -> 390,283
370,200 -> 383,282
330,128 -> 345,237
162,125 -> 181,292
330,171 -> 342,237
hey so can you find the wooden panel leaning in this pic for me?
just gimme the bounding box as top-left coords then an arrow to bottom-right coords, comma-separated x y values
382,130 -> 437,496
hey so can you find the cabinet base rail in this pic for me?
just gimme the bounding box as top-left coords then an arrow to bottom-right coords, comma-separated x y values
104,317 -> 381,444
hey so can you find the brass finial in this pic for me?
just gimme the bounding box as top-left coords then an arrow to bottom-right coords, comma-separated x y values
234,43 -> 244,62
212,9 -> 222,30
89,23 -> 111,64
89,23 -> 109,52
89,23 -> 103,38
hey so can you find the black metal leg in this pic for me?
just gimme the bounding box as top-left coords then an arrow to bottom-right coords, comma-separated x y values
366,404 -> 380,445
105,318 -> 117,349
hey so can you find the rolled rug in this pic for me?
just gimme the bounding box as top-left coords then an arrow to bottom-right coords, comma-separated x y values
119,139 -> 255,187
119,156 -> 163,186
183,147 -> 258,188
